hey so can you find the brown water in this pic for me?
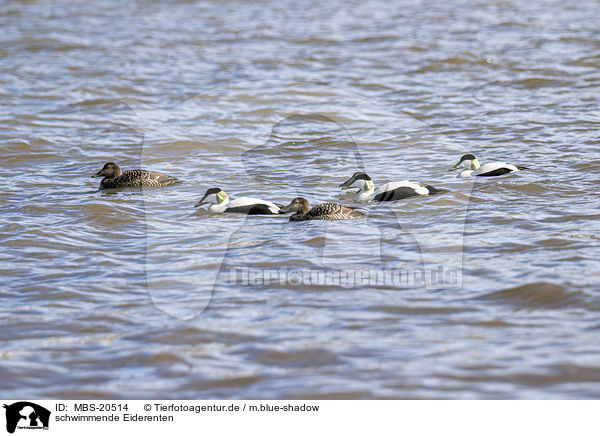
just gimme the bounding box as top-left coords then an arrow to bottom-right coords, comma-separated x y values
1,0 -> 600,399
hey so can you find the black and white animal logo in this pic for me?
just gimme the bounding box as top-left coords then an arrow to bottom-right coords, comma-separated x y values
3,402 -> 50,434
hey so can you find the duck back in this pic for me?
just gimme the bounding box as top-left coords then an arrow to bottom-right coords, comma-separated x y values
101,170 -> 180,189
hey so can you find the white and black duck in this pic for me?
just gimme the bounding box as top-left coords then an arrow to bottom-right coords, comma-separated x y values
450,154 -> 527,178
339,172 -> 446,202
194,187 -> 284,215
92,162 -> 180,189
279,197 -> 366,221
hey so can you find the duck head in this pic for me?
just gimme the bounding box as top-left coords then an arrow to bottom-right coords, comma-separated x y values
92,162 -> 122,179
279,197 -> 311,215
450,154 -> 480,171
195,187 -> 228,207
339,172 -> 374,192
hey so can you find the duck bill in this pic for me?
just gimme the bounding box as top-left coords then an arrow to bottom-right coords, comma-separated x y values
92,169 -> 104,178
339,176 -> 355,189
449,162 -> 460,171
279,202 -> 297,213
194,195 -> 208,207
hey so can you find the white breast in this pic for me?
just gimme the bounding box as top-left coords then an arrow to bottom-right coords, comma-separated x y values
356,189 -> 375,202
208,201 -> 228,213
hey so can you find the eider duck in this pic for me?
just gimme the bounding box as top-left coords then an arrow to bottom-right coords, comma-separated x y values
450,154 -> 527,178
279,197 -> 366,221
92,162 -> 180,189
339,172 -> 446,202
194,187 -> 284,215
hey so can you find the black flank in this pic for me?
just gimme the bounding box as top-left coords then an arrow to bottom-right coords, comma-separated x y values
477,168 -> 513,177
225,204 -> 277,215
373,187 -> 420,201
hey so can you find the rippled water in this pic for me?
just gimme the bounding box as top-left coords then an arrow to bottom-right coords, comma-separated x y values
1,0 -> 600,399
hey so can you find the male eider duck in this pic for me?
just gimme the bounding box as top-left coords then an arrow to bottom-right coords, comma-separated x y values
279,197 -> 366,221
339,172 -> 446,202
195,187 -> 284,215
450,154 -> 527,178
92,162 -> 180,189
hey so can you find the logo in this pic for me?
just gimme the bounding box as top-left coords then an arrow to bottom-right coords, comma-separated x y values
3,402 -> 50,434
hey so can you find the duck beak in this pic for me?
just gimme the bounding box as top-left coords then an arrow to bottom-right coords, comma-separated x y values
92,169 -> 104,178
339,176 -> 354,189
449,162 -> 460,171
194,194 -> 208,207
279,202 -> 297,213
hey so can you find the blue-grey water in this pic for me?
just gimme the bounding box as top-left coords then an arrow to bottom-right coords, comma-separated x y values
1,0 -> 599,399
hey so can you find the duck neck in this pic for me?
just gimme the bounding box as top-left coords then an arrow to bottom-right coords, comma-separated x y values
100,177 -> 116,188
296,202 -> 311,215
210,193 -> 230,212
470,158 -> 481,170
356,180 -> 374,201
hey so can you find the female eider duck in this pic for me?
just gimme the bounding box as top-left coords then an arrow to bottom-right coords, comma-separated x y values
279,197 -> 366,221
194,187 -> 284,215
93,162 -> 180,189
339,172 -> 446,202
450,154 -> 527,178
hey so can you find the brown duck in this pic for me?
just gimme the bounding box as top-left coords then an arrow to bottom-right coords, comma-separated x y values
92,162 -> 180,189
279,197 -> 366,221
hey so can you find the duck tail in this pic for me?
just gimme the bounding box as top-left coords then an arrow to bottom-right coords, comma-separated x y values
155,175 -> 181,186
425,185 -> 448,195
517,165 -> 528,170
